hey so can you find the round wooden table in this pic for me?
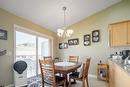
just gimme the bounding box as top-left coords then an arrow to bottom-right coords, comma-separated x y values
55,62 -> 82,86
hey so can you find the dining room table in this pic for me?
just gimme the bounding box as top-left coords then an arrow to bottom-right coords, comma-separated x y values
54,61 -> 82,86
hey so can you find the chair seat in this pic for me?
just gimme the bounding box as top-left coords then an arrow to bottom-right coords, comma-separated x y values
55,76 -> 65,82
69,72 -> 81,78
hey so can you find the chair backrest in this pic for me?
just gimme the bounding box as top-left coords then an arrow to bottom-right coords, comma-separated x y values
43,56 -> 52,60
82,58 -> 91,79
39,58 -> 56,87
54,57 -> 60,62
69,56 -> 79,63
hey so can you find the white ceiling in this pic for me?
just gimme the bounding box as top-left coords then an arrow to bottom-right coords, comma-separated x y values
0,0 -> 121,32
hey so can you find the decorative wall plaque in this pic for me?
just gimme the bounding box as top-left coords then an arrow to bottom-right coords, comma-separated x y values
84,34 -> 91,46
59,43 -> 68,49
0,29 -> 7,40
68,38 -> 79,46
92,30 -> 100,42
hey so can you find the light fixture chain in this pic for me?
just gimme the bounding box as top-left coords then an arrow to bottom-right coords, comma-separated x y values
63,6 -> 66,38
63,6 -> 66,28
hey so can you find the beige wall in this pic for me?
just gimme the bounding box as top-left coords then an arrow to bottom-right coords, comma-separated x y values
1,0 -> 130,86
0,8 -> 57,86
58,0 -> 130,76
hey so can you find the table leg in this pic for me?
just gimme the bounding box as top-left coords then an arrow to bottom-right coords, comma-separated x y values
65,74 -> 68,86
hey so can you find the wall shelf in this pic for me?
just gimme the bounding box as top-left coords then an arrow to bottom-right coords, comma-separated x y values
0,49 -> 6,56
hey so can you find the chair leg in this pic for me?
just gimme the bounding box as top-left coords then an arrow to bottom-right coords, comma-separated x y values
42,82 -> 44,87
82,79 -> 85,87
73,79 -> 76,83
68,78 -> 71,87
86,78 -> 89,87
64,79 -> 66,87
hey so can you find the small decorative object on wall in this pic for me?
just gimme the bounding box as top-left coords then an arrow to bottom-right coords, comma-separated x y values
59,43 -> 68,49
92,30 -> 100,42
0,49 -> 7,56
68,38 -> 79,46
0,29 -> 7,40
84,34 -> 91,46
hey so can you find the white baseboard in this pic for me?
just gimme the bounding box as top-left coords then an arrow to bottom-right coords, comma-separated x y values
5,84 -> 14,87
88,74 -> 97,78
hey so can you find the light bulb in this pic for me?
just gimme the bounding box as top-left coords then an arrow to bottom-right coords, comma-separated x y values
66,29 -> 74,37
57,29 -> 64,37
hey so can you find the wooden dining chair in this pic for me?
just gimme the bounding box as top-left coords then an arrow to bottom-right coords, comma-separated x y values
54,57 -> 60,63
69,56 -> 79,63
39,58 -> 66,87
68,58 -> 91,87
68,56 -> 79,83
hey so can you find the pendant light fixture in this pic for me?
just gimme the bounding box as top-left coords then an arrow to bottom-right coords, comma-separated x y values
57,6 -> 74,38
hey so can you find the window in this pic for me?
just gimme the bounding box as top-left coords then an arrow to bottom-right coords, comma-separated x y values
15,25 -> 52,78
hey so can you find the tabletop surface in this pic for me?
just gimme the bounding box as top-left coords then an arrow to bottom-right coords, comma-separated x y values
55,62 -> 76,66
55,62 -> 82,74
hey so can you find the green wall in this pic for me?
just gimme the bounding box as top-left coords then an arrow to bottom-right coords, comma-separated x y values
58,0 -> 130,76
0,8 -> 57,86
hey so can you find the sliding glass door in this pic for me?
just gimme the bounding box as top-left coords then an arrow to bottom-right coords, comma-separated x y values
15,29 -> 51,78
16,31 -> 36,78
38,37 -> 50,74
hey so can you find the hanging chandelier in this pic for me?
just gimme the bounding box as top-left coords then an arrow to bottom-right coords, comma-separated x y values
57,6 -> 74,38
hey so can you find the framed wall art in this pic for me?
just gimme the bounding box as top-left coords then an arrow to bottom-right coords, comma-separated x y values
92,30 -> 100,42
0,29 -> 7,40
68,38 -> 79,46
59,43 -> 68,49
84,34 -> 91,46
